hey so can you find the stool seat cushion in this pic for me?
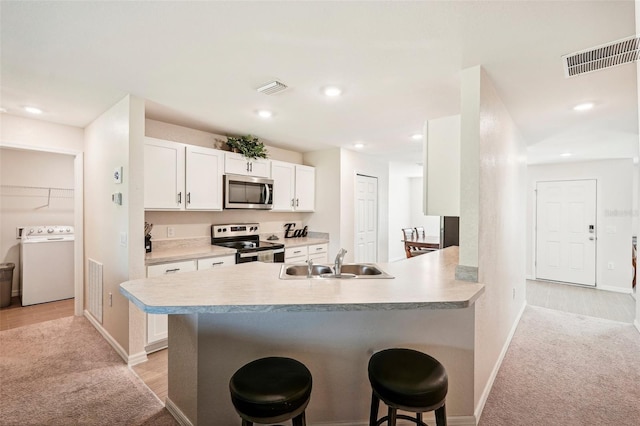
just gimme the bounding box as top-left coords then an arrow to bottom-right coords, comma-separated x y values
368,348 -> 448,408
230,357 -> 312,418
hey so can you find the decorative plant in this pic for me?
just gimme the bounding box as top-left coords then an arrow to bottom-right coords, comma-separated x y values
225,134 -> 269,160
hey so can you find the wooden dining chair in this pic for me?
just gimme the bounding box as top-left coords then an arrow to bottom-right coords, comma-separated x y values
414,227 -> 426,238
402,228 -> 424,259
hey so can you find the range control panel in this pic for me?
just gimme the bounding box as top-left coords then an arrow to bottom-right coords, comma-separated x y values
212,223 -> 259,238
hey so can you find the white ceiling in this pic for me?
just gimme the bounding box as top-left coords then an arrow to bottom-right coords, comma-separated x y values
1,1 -> 638,164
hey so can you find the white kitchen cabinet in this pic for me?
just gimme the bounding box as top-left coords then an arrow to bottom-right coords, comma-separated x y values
144,137 -> 185,210
307,243 -> 328,263
285,246 -> 308,264
196,255 -> 236,270
270,160 -> 315,212
145,259 -> 197,352
144,137 -> 224,211
224,152 -> 270,178
185,145 -> 224,210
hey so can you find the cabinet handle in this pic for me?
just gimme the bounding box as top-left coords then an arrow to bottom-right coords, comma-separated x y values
296,198 -> 299,207
250,162 -> 253,172
165,268 -> 180,273
316,247 -> 324,251
246,161 -> 250,172
291,198 -> 295,207
187,192 -> 191,204
177,192 -> 182,204
211,261 -> 224,267
293,250 -> 302,254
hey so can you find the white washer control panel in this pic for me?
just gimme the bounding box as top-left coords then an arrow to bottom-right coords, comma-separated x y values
23,225 -> 74,238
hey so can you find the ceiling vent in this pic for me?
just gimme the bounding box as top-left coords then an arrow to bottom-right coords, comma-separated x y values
562,35 -> 640,78
256,80 -> 288,95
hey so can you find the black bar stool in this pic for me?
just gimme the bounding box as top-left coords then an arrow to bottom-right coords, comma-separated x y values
229,356 -> 312,426
368,348 -> 448,426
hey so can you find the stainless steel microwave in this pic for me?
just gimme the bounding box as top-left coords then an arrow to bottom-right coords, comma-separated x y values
224,174 -> 273,209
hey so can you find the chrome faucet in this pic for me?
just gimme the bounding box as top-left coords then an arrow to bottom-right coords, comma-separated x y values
307,258 -> 314,278
334,248 -> 347,275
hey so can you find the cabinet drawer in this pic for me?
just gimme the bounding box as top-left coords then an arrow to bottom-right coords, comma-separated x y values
147,260 -> 197,277
285,246 -> 308,261
308,253 -> 328,263
308,243 -> 328,255
197,255 -> 236,270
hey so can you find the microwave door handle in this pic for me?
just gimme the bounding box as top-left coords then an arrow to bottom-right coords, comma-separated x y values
264,183 -> 271,203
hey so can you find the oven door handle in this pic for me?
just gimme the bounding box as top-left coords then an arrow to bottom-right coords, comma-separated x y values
238,248 -> 284,258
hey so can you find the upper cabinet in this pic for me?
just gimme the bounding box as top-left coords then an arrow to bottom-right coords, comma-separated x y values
271,160 -> 315,212
424,115 -> 460,216
144,137 -> 224,211
224,152 -> 270,178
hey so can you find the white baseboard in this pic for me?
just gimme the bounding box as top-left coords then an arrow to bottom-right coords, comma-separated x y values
83,309 -> 148,366
165,398 -> 193,426
597,284 -> 633,294
474,301 -> 526,423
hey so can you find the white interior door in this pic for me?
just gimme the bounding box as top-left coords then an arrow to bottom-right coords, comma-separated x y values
355,174 -> 378,262
536,179 -> 596,286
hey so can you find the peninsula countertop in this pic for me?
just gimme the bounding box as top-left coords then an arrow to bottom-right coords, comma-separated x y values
122,247 -> 484,314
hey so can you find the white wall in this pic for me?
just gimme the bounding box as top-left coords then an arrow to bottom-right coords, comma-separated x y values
410,177 -> 441,236
527,160 -> 634,293
388,162 -> 420,261
0,148 -> 75,294
84,95 -> 146,355
459,66 -> 528,418
340,149 -> 390,263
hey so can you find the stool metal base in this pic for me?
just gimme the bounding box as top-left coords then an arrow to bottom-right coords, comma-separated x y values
369,391 -> 447,426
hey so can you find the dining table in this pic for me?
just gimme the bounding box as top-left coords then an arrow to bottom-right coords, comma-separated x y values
402,234 -> 440,258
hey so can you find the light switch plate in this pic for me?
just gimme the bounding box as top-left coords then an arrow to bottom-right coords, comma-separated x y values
113,166 -> 123,184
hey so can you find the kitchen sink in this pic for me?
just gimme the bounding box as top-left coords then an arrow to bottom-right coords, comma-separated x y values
279,263 -> 394,280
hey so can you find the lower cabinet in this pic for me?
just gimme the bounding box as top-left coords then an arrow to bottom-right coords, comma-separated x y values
145,256 -> 233,353
285,243 -> 328,264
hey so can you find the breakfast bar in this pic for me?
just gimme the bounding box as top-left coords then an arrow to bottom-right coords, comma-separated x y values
120,247 -> 484,425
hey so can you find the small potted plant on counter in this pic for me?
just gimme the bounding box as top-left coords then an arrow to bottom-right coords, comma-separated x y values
225,134 -> 269,160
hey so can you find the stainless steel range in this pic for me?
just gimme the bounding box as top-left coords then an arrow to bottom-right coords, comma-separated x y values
211,223 -> 284,264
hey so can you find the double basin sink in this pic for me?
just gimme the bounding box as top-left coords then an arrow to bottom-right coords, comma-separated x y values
279,263 -> 394,280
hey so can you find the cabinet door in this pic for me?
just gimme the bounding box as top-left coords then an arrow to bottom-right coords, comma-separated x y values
145,260 -> 196,350
144,138 -> 185,210
197,255 -> 236,270
271,161 -> 296,211
225,152 -> 271,177
186,146 -> 224,210
294,165 -> 315,211
248,158 -> 271,178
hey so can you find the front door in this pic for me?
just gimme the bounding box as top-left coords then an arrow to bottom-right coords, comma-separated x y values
355,174 -> 378,262
536,179 -> 597,286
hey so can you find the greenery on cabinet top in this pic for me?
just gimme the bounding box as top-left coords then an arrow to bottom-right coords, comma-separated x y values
224,135 -> 269,160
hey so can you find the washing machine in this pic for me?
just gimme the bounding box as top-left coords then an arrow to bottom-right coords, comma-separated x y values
20,225 -> 74,306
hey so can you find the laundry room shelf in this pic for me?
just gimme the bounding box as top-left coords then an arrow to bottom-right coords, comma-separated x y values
0,185 -> 74,208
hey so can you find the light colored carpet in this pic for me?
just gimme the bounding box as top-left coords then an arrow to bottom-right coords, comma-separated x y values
480,306 -> 640,426
0,316 -> 177,425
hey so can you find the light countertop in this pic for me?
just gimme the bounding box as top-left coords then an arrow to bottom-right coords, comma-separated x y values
123,246 -> 484,314
145,245 -> 237,265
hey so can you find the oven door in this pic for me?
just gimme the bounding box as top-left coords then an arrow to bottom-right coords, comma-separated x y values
237,248 -> 285,263
224,174 -> 273,209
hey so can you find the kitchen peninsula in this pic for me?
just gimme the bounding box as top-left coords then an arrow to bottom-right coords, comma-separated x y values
120,247 -> 484,425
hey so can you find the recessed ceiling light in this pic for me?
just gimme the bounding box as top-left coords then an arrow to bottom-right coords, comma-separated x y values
573,102 -> 594,111
411,133 -> 423,141
323,86 -> 342,97
24,106 -> 43,114
0,107 -> 7,113
257,110 -> 273,118
354,143 -> 365,149
560,152 -> 572,157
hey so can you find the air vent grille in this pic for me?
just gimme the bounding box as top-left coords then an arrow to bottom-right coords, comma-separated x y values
562,35 -> 640,77
256,80 -> 288,95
